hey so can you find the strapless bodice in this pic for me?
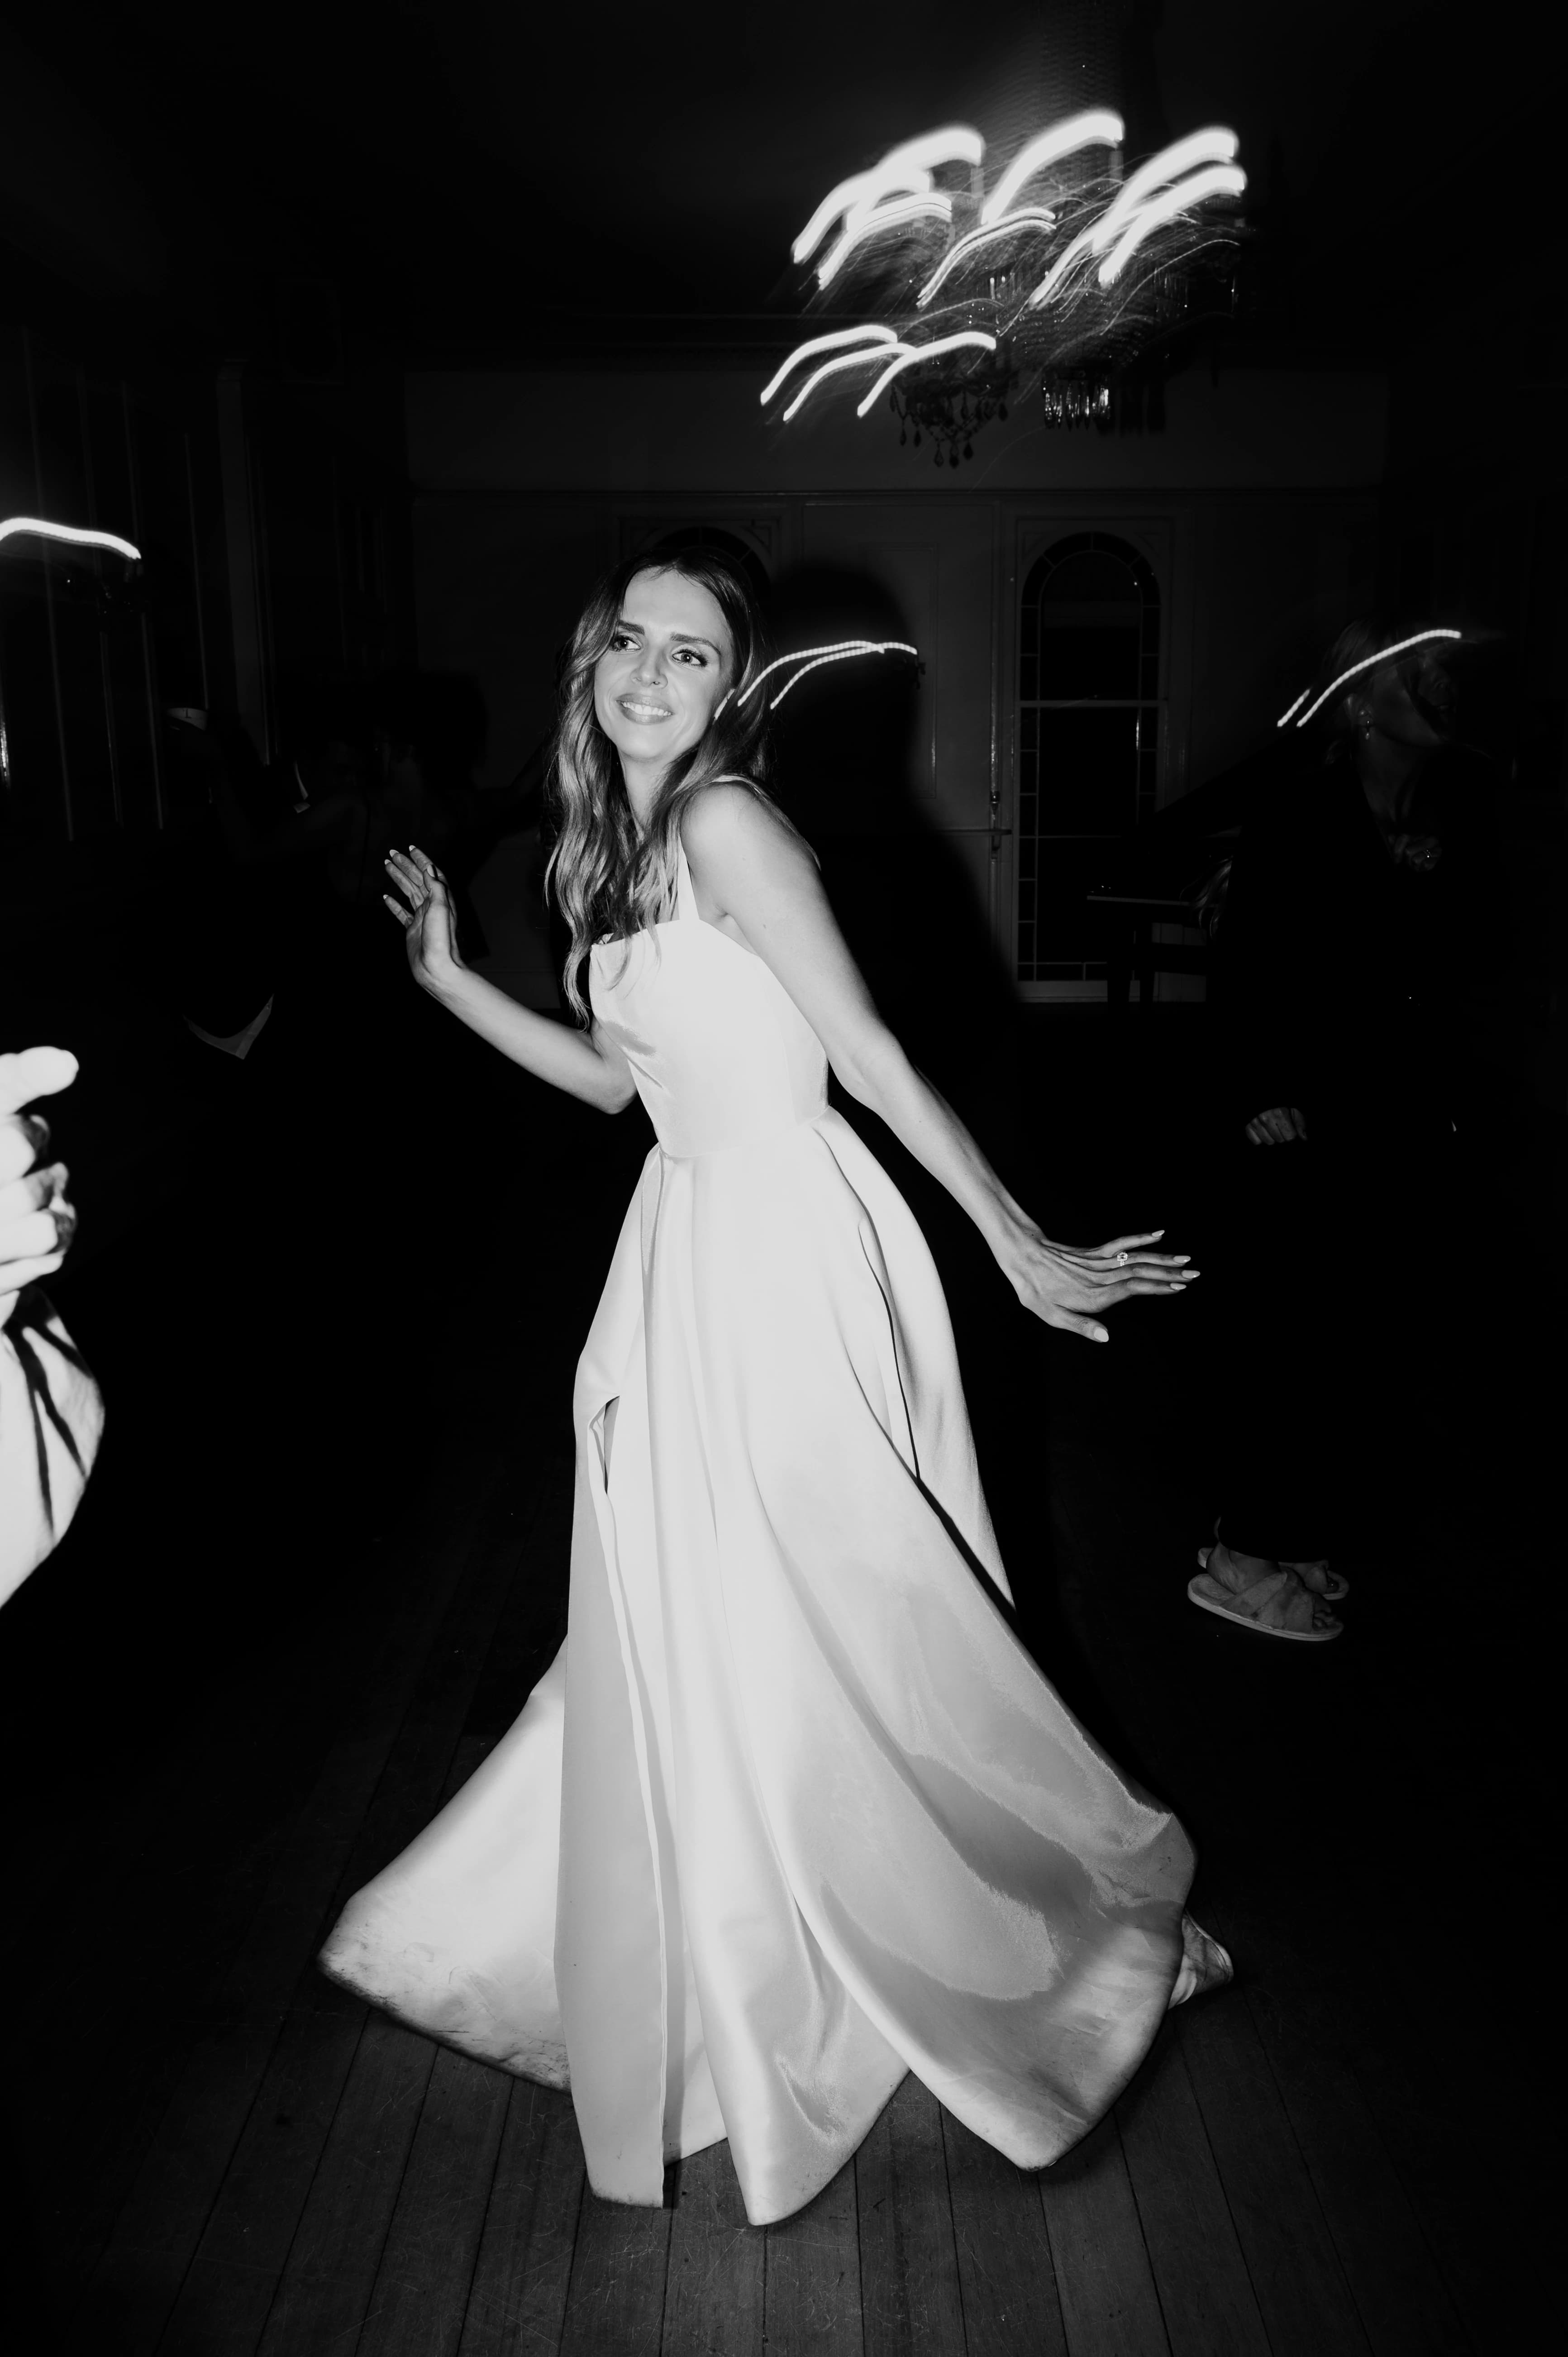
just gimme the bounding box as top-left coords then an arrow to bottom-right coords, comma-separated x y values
589,858 -> 828,1160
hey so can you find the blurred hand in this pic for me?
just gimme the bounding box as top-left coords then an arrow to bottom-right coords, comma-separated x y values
1389,831 -> 1442,873
1001,1226 -> 1197,1345
382,845 -> 462,988
0,1047 -> 81,1323
1245,1105 -> 1307,1147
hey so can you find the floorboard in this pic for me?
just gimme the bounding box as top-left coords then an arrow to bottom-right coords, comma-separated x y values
155,1991 -> 372,2357
660,2140 -> 764,2357
33,1677 -> 338,2295
1038,2116 -> 1171,2357
1321,2007 -> 1526,2355
11,1016 -> 1527,2357
941,2112 -> 1067,2357
357,2047 -> 513,2357
1176,1986 -> 1370,2357
763,2165 -> 863,2357
854,2077 -> 966,2357
70,1450 -> 519,2351
253,2014 -> 438,2357
1216,1916 -> 1470,2357
557,2190 -> 672,2357
456,2083 -> 584,2357
1114,2018 -> 1269,2357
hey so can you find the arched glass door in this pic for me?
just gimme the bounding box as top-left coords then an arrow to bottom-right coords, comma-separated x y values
1016,531 -> 1162,988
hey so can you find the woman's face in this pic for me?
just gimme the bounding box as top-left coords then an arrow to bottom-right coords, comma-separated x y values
1362,642 -> 1457,749
593,568 -> 734,783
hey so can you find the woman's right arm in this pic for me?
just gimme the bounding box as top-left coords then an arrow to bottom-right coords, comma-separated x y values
385,846 -> 637,1114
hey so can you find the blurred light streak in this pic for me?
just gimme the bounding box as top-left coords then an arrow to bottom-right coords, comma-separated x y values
0,515 -> 141,560
781,342 -> 904,420
774,112 -> 1246,444
855,331 -> 998,417
732,639 -> 919,711
1096,127 -> 1239,244
1280,630 -> 1464,729
767,642 -> 920,710
978,110 -> 1124,225
1026,127 -> 1241,308
915,210 -> 1059,309
792,126 -> 985,268
816,194 -> 955,290
759,327 -> 897,407
1096,163 -> 1246,284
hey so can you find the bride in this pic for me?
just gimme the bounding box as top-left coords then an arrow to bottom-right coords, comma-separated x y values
320,545 -> 1230,2226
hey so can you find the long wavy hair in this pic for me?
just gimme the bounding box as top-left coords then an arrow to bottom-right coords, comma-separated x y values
545,547 -> 792,1020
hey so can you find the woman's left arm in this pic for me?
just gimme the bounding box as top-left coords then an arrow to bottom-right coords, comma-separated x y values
682,788 -> 1194,1343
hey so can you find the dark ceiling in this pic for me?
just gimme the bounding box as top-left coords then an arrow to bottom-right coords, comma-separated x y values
0,0 -> 1548,369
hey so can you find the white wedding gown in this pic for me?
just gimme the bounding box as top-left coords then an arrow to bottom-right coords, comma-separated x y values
320,843 -> 1208,2225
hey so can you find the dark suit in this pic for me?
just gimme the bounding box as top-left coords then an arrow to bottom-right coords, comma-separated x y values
1205,743 -> 1497,1558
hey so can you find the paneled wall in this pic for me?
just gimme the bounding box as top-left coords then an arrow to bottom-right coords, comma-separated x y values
410,360 -> 1385,1004
0,323 -> 222,846
0,329 -> 414,855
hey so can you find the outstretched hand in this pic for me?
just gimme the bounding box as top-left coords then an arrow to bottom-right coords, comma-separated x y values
0,1047 -> 81,1322
1001,1226 -> 1196,1344
1245,1105 -> 1307,1146
383,845 -> 461,988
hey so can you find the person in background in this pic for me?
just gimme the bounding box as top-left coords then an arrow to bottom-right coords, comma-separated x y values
246,676 -> 488,1097
160,709 -> 291,1063
1191,618 -> 1496,1641
0,1048 -> 100,1609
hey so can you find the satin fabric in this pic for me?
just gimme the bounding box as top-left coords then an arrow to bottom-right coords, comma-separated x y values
320,846 -> 1195,2224
1,1287 -> 104,1608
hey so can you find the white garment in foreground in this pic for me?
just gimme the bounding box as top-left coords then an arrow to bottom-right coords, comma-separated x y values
0,1287 -> 104,1608
322,845 -> 1196,2224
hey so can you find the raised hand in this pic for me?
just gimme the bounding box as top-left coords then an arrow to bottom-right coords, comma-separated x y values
0,1047 -> 81,1320
1002,1226 -> 1197,1345
383,845 -> 461,988
1244,1105 -> 1307,1146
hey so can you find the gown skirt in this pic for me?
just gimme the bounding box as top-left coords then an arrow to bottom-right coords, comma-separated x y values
320,849 -> 1201,2227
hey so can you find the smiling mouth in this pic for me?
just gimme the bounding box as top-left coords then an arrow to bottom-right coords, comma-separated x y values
617,695 -> 673,724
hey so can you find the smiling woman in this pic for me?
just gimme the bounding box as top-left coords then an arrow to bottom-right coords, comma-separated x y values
324,541 -> 1230,2226
547,548 -> 793,1014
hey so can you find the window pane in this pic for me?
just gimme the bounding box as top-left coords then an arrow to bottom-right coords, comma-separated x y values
1033,620 -> 1140,701
1018,533 -> 1163,985
1023,838 -> 1122,962
1038,550 -> 1140,605
1028,707 -> 1141,834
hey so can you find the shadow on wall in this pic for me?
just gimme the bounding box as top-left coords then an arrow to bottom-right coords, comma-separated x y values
767,561 -> 1016,1140
767,560 -> 1078,1691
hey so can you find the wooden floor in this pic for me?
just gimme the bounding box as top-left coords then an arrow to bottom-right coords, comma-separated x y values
1,1014 -> 1550,2357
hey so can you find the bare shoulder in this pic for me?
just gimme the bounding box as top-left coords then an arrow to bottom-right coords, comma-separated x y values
680,780 -> 807,884
681,778 -> 784,848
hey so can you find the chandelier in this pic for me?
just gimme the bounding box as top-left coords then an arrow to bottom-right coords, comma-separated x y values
763,113 -> 1244,464
888,348 -> 1019,467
